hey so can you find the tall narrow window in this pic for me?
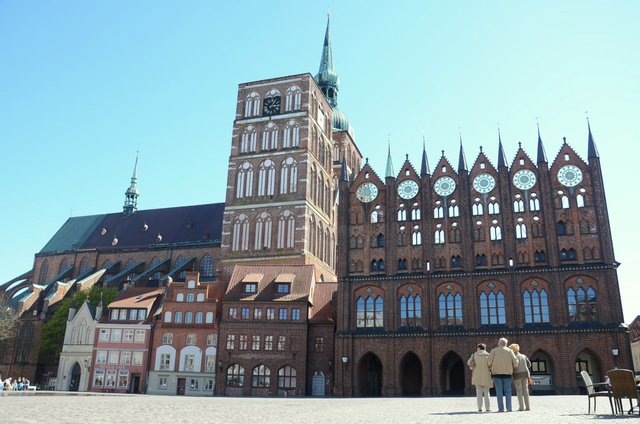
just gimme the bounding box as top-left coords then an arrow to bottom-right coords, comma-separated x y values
433,206 -> 444,219
261,122 -> 279,150
257,159 -> 276,196
254,212 -> 272,250
240,126 -> 257,153
244,92 -> 260,117
411,206 -> 421,220
438,292 -> 463,325
488,201 -> 500,214
523,288 -> 549,323
355,295 -> 384,328
232,214 -> 250,251
400,294 -> 422,327
513,199 -> 525,213
567,286 -> 597,322
236,162 -> 254,199
283,120 -> 300,148
480,291 -> 506,325
490,225 -> 502,241
200,254 -> 213,278
276,210 -> 295,249
434,229 -> 445,244
472,203 -> 484,216
529,196 -> 540,211
448,204 -> 459,217
284,86 -> 301,112
561,196 -> 570,209
516,223 -> 527,239
279,157 -> 298,194
576,194 -> 585,208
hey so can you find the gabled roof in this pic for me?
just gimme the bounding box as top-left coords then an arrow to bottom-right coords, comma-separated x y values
108,287 -> 164,310
40,203 -> 224,254
225,264 -> 316,303
309,282 -> 337,322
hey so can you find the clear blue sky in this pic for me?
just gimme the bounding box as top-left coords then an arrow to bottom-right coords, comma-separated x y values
1,1 -> 638,321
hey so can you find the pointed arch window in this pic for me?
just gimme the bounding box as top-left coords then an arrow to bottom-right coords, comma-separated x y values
244,92 -> 260,117
278,366 -> 297,389
285,85 -> 302,112
400,294 -> 422,327
448,204 -> 460,217
488,201 -> 500,215
261,122 -> 279,150
226,364 -> 245,387
279,157 -> 298,194
557,221 -> 566,236
561,195 -> 570,209
534,250 -> 546,263
252,364 -> 271,388
516,223 -> 527,239
560,248 -> 577,261
79,256 -> 91,275
277,210 -> 295,249
254,212 -> 273,250
513,199 -> 525,213
490,225 -> 502,241
257,159 -> 276,196
434,229 -> 445,244
356,295 -> 384,328
398,258 -> 408,270
576,194 -> 585,208
472,203 -> 484,216
240,125 -> 257,153
529,196 -> 540,211
38,260 -> 49,283
236,162 -> 254,198
438,292 -> 463,326
433,206 -> 444,219
397,206 -> 407,222
232,214 -> 250,251
283,119 -> 300,148
480,291 -> 506,325
523,288 -> 549,323
475,254 -> 488,266
567,286 -> 597,322
200,254 -> 213,278
411,227 -> 422,246
411,206 -> 421,220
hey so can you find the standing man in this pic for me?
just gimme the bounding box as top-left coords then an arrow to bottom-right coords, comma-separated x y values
468,343 -> 493,412
487,337 -> 519,412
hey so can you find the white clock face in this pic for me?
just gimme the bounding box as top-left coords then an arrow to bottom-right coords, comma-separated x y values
397,180 -> 419,199
473,173 -> 496,194
557,165 -> 583,187
434,176 -> 456,197
513,169 -> 537,191
356,182 -> 378,203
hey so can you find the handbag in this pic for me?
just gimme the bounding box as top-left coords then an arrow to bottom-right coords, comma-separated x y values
527,375 -> 532,385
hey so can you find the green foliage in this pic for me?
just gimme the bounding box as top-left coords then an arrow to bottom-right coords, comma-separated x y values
38,286 -> 118,364
0,295 -> 20,341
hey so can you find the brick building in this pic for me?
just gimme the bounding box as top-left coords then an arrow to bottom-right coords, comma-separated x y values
89,287 -> 163,393
147,271 -> 225,396
1,17 -> 630,397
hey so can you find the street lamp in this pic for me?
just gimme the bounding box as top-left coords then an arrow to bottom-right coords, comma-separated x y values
341,356 -> 348,365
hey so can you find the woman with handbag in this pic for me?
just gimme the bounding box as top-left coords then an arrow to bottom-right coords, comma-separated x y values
509,343 -> 532,411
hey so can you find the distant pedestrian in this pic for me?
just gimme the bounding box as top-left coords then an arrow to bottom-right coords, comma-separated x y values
487,337 -> 519,412
467,343 -> 493,412
509,343 -> 532,411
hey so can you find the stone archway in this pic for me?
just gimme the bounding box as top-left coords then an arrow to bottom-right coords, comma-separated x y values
575,349 -> 602,394
440,351 -> 465,395
68,362 -> 81,392
529,350 -> 555,394
357,352 -> 383,397
400,351 -> 422,396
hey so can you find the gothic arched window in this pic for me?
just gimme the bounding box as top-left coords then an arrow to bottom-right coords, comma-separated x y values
480,290 -> 506,325
438,292 -> 463,326
200,254 -> 213,278
284,85 -> 302,112
254,212 -> 273,250
261,122 -> 279,150
523,288 -> 549,323
231,214 -> 250,251
244,92 -> 260,117
236,162 -> 254,199
279,157 -> 298,194
257,159 -> 276,196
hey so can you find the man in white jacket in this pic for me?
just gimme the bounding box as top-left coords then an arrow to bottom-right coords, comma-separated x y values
468,343 -> 494,412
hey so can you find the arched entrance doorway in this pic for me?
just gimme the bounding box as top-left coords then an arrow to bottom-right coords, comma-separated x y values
358,352 -> 382,396
440,352 -> 465,395
529,350 -> 555,394
68,362 -> 81,392
575,349 -> 602,394
311,371 -> 325,396
400,351 -> 422,396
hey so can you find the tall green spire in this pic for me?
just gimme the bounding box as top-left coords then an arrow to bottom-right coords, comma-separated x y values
123,151 -> 139,216
315,15 -> 339,108
385,143 -> 394,178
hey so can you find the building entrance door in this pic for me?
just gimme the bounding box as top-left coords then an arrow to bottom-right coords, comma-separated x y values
130,374 -> 140,393
68,362 -> 81,391
358,353 -> 382,397
177,378 -> 186,395
400,352 -> 422,396
311,372 -> 325,396
440,352 -> 465,395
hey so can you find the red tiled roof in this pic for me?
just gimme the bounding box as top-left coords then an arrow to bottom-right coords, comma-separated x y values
225,264 -> 316,302
109,287 -> 164,308
309,282 -> 337,322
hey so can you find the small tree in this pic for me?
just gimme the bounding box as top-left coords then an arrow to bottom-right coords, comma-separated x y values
0,295 -> 20,341
38,286 -> 118,364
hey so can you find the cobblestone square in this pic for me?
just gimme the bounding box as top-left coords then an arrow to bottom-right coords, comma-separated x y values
2,393 -> 638,423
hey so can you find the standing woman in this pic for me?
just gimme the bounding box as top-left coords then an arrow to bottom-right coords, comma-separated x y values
467,343 -> 494,412
509,343 -> 532,411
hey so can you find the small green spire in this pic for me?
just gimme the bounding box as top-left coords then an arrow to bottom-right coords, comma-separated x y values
385,141 -> 394,178
123,151 -> 139,216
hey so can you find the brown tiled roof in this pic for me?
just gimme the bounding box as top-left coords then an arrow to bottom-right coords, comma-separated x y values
109,287 -> 164,309
309,282 -> 337,322
225,264 -> 316,302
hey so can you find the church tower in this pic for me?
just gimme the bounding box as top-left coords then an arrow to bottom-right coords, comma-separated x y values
123,152 -> 139,216
219,23 -> 361,280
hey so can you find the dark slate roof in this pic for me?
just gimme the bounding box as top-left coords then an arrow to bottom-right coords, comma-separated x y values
40,203 -> 224,254
40,214 -> 106,253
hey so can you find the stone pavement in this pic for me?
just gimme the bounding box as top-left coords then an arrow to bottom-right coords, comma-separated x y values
1,392 -> 637,423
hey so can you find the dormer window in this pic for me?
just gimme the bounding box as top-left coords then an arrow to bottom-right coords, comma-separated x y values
244,283 -> 257,294
110,309 -> 118,320
276,283 -> 290,295
119,309 -> 127,320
